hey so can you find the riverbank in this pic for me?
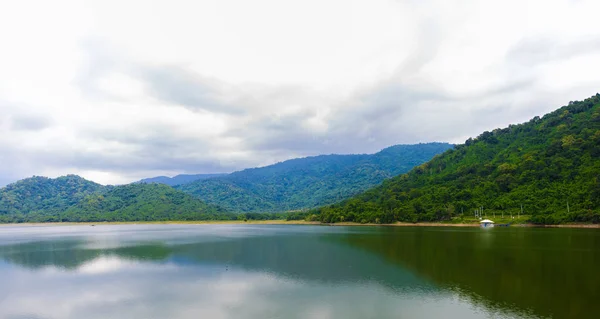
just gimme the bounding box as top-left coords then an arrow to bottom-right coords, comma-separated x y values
1,220 -> 599,228
0,220 -> 321,227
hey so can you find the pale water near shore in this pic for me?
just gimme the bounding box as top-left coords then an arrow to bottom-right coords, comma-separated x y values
0,224 -> 598,319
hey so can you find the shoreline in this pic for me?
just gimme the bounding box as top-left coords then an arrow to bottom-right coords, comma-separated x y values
1,220 -> 599,228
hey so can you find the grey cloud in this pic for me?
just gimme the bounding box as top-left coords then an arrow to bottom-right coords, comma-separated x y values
221,70 -> 545,161
135,66 -> 244,114
76,40 -> 242,114
28,143 -> 233,177
0,100 -> 53,132
237,82 -> 452,156
506,36 -> 600,65
9,114 -> 52,131
3,4 -> 600,187
0,127 -> 236,187
245,118 -> 328,154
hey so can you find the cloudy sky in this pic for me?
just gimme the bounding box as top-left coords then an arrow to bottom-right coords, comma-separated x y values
1,0 -> 599,186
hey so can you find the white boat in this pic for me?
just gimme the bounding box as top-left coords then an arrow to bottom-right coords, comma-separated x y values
480,219 -> 495,228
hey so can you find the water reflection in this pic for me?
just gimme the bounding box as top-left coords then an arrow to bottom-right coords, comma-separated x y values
1,225 -> 596,318
0,232 -> 429,290
336,227 -> 600,319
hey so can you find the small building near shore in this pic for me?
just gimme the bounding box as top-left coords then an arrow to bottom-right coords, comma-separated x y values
480,219 -> 495,228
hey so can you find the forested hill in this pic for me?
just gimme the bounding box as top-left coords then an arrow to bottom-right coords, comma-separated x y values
315,94 -> 600,224
137,173 -> 227,186
0,175 -> 104,217
0,177 -> 234,223
61,184 -> 233,222
176,143 -> 453,212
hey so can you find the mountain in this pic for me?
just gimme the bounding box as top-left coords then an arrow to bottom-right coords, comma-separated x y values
314,94 -> 600,224
61,183 -> 233,222
0,175 -> 104,217
176,143 -> 454,213
0,176 -> 233,223
137,173 -> 227,186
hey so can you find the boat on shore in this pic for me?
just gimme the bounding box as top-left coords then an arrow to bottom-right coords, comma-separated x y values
480,219 -> 495,228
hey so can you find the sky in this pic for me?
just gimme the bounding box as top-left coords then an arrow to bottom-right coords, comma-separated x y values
1,0 -> 599,186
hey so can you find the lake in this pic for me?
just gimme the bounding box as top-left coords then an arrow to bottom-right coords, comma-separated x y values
0,224 -> 598,319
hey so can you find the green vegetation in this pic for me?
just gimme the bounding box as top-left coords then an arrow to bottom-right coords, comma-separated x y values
0,175 -> 298,223
176,143 -> 453,212
0,178 -> 235,223
0,175 -> 104,220
137,173 -> 227,186
314,94 -> 600,224
60,183 -> 233,222
0,144 -> 450,222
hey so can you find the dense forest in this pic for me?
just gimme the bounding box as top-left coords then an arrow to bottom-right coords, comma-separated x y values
0,177 -> 243,223
312,94 -> 600,224
0,175 -> 104,220
0,177 -> 306,223
176,143 -> 453,212
59,184 -> 233,222
137,173 -> 227,186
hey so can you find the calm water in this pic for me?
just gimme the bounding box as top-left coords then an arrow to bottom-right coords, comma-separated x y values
0,225 -> 598,319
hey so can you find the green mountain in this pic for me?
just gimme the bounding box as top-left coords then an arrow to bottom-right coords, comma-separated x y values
137,173 -> 227,186
0,175 -> 104,217
314,94 -> 600,224
0,177 -> 234,223
176,143 -> 453,213
62,183 -> 232,222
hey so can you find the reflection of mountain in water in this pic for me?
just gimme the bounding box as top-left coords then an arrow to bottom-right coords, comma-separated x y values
0,234 -> 430,292
0,241 -> 171,270
2,226 -> 597,319
336,227 -> 600,319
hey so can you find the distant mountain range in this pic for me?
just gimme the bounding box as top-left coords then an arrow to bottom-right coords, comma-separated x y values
137,174 -> 227,186
0,143 -> 452,221
175,143 -> 454,212
315,94 -> 600,225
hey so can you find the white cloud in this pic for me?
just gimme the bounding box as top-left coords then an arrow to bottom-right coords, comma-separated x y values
1,0 -> 599,185
0,258 -> 500,319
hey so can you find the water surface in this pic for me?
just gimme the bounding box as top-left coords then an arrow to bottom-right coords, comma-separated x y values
0,224 -> 598,319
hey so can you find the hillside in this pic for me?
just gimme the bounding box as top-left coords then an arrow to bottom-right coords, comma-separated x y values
176,143 -> 453,212
314,94 -> 600,224
137,173 -> 227,186
62,184 -> 233,222
0,177 -> 234,223
0,175 -> 104,219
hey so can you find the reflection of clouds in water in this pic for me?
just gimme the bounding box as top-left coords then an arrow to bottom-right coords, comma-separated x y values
76,256 -> 144,275
29,256 -> 139,276
0,256 -> 507,319
0,225 -> 346,248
